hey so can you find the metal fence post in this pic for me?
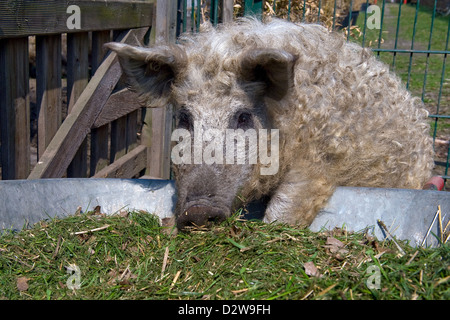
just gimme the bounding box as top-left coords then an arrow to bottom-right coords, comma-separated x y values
244,0 -> 264,18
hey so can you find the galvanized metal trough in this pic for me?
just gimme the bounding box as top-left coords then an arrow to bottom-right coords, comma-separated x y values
0,178 -> 449,247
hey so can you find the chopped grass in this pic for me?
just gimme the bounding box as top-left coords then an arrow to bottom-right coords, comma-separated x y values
0,210 -> 448,300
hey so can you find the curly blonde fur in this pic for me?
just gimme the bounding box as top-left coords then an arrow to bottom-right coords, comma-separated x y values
107,17 -> 434,227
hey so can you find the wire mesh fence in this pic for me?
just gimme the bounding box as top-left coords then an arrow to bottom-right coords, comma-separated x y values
177,0 -> 450,187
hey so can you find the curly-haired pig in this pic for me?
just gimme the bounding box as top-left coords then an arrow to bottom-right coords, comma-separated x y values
105,18 -> 434,230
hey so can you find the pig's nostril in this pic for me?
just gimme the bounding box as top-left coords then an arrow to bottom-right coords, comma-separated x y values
177,205 -> 227,231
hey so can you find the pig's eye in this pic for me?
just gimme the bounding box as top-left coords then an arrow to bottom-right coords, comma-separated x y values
236,112 -> 253,130
177,109 -> 192,130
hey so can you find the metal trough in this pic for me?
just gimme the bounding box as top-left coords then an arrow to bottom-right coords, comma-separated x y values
0,178 -> 449,247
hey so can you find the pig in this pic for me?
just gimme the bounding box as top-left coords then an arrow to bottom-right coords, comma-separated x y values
105,17 -> 434,230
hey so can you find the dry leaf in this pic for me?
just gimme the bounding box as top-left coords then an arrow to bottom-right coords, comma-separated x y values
323,236 -> 349,258
161,217 -> 175,228
119,210 -> 129,218
326,236 -> 344,248
231,288 -> 249,295
17,277 -> 29,292
107,267 -> 137,286
161,217 -> 178,236
304,261 -> 322,278
107,270 -> 119,285
74,206 -> 82,215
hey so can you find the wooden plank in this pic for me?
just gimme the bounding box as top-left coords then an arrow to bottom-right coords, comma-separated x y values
67,32 -> 89,113
141,4 -> 158,176
148,106 -> 173,179
126,110 -> 139,152
0,37 -> 30,179
92,88 -> 141,128
90,124 -> 109,176
222,0 -> 235,23
93,144 -> 147,178
110,110 -> 140,165
36,34 -> 62,160
67,32 -> 89,177
91,31 -> 111,71
146,0 -> 177,179
90,30 -> 111,176
154,0 -> 177,44
0,0 -> 155,39
28,27 -> 149,179
110,116 -> 128,163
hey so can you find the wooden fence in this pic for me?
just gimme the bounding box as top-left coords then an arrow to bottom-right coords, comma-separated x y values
0,0 -> 157,180
0,0 -> 236,181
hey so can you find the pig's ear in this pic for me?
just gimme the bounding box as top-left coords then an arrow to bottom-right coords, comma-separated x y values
239,49 -> 297,101
104,42 -> 187,107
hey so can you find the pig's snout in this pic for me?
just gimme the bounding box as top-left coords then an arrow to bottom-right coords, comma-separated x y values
176,205 -> 227,230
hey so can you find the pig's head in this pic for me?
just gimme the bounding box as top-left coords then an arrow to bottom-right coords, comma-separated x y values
105,41 -> 296,230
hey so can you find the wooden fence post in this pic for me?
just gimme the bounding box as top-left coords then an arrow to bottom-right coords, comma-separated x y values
145,0 -> 177,179
0,37 -> 30,179
222,0 -> 235,23
67,32 -> 90,177
36,34 -> 62,160
90,31 -> 111,176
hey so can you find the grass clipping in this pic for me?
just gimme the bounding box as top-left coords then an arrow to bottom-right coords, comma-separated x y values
0,209 -> 449,300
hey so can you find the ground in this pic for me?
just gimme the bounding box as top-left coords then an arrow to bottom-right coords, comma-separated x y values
0,210 -> 448,300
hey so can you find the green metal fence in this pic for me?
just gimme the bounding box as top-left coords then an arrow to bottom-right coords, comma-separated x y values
176,0 -> 449,186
